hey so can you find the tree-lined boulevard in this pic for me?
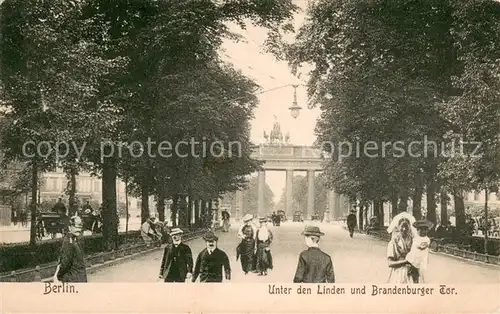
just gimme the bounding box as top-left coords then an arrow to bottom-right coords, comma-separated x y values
0,0 -> 499,284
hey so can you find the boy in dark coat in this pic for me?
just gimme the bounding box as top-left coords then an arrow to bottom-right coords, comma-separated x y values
55,217 -> 87,282
192,231 -> 231,283
159,228 -> 193,282
293,226 -> 335,283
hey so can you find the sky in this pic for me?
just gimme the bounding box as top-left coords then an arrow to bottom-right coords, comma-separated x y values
221,0 -> 321,202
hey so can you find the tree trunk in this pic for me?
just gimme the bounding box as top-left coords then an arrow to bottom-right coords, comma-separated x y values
183,196 -> 189,227
141,185 -> 149,224
391,194 -> 398,217
68,170 -> 77,216
358,206 -> 364,231
157,193 -> 166,222
189,196 -> 196,228
483,188 -> 489,254
102,160 -> 118,251
29,161 -> 38,246
125,178 -> 129,235
200,199 -> 206,227
178,195 -> 184,227
440,190 -> 449,224
364,205 -> 369,227
398,192 -> 409,212
194,198 -> 201,227
208,200 -> 213,228
412,185 -> 423,220
453,190 -> 466,232
373,200 -> 384,226
171,195 -> 178,227
426,182 -> 437,224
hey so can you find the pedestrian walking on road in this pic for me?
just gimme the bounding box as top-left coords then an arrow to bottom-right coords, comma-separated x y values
255,217 -> 273,276
221,210 -> 231,232
54,217 -> 87,283
158,228 -> 193,282
293,226 -> 335,283
192,231 -> 231,283
346,210 -> 357,238
236,214 -> 257,274
386,215 -> 415,284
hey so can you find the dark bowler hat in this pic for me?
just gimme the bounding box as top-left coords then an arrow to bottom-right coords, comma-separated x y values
301,225 -> 325,237
413,219 -> 433,229
203,231 -> 219,242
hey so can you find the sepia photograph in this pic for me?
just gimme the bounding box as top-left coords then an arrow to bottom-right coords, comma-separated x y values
0,0 -> 499,313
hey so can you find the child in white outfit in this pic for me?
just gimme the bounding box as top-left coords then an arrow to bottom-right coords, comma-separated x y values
407,220 -> 433,283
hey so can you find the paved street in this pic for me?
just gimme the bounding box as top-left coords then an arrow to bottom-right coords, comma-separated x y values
89,222 -> 500,283
0,217 -> 142,244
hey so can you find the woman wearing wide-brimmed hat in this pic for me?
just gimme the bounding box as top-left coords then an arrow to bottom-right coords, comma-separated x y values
386,213 -> 416,284
236,214 -> 257,274
54,216 -> 87,283
255,217 -> 273,276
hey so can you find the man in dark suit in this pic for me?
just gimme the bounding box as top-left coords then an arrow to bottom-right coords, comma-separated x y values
293,226 -> 335,283
192,231 -> 231,283
347,210 -> 357,238
158,228 -> 193,282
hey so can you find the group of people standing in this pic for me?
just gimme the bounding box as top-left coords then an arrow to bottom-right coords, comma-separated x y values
236,214 -> 274,276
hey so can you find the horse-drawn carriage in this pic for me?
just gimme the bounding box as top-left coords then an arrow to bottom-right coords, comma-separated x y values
293,211 -> 304,222
81,214 -> 102,234
36,212 -> 102,240
36,213 -> 68,240
311,214 -> 322,221
277,210 -> 286,222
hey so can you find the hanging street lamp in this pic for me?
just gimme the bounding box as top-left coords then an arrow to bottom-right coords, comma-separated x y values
289,84 -> 302,119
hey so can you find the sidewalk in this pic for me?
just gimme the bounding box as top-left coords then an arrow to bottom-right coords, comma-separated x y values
0,217 -> 142,244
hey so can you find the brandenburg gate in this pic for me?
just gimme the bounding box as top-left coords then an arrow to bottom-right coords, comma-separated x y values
229,143 -> 349,221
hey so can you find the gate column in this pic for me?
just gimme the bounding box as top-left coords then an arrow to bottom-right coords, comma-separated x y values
257,170 -> 266,217
285,169 -> 293,218
306,170 -> 315,220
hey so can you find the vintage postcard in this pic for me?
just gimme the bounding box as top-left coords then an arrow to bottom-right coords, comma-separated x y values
0,0 -> 499,313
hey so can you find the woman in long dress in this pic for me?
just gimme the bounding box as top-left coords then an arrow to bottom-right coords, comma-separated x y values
387,216 -> 415,283
237,214 -> 256,274
255,217 -> 273,276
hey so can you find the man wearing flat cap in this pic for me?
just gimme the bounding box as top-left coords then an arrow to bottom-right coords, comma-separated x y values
159,228 -> 193,282
293,226 -> 335,283
192,231 -> 231,283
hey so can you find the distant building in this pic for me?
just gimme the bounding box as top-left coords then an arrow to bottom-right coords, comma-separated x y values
39,168 -> 141,215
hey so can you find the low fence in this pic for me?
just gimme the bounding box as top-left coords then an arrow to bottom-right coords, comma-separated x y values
353,227 -> 500,266
0,231 -> 143,273
1,229 -> 207,282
